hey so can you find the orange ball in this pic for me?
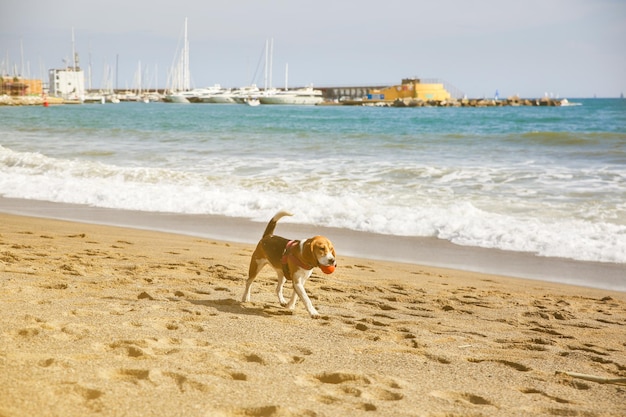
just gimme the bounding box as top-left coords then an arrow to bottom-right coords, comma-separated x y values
320,265 -> 335,274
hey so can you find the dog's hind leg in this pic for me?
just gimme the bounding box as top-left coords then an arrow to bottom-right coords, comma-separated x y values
242,257 -> 266,303
276,271 -> 288,306
285,289 -> 299,310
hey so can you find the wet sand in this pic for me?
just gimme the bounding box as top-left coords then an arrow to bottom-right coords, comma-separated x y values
1,212 -> 625,416
1,197 -> 624,292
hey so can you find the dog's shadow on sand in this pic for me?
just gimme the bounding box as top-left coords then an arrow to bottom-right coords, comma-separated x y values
186,298 -> 292,318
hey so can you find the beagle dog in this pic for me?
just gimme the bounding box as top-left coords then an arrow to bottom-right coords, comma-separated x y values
242,211 -> 336,318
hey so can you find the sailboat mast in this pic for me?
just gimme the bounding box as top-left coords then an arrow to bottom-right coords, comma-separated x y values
263,38 -> 274,91
71,27 -> 78,70
182,17 -> 190,91
88,45 -> 93,91
20,39 -> 24,76
137,60 -> 142,95
264,39 -> 268,91
269,38 -> 273,90
116,54 -> 119,91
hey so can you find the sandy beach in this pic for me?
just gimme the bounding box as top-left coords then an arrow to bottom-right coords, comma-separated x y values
1,212 -> 625,417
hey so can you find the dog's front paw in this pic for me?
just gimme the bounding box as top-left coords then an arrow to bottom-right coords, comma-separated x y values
278,294 -> 288,306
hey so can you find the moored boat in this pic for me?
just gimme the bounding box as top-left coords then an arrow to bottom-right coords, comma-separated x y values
231,85 -> 261,104
208,89 -> 236,104
259,86 -> 323,105
187,85 -> 225,103
244,97 -> 260,106
163,91 -> 193,103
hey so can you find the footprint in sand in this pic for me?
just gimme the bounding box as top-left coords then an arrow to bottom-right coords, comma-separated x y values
244,353 -> 266,365
468,358 -> 532,372
54,381 -> 104,405
163,371 -> 211,393
230,372 -> 248,381
494,336 -> 552,352
429,390 -> 493,406
227,405 -> 317,417
108,340 -> 153,358
0,251 -> 21,263
290,346 -> 313,364
346,264 -> 376,273
315,371 -> 371,384
17,327 -> 41,337
424,353 -> 452,364
39,358 -> 56,368
67,233 -> 86,238
73,384 -> 104,401
114,368 -> 152,385
519,388 -> 571,404
528,324 -> 574,339
106,367 -> 210,393
311,371 -> 404,411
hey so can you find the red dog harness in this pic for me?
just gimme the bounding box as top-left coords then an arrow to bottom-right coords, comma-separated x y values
281,240 -> 315,276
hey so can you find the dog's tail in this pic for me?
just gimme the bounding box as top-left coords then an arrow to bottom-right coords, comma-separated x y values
262,211 -> 293,238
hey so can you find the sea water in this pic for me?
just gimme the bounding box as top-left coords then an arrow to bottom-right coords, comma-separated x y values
1,99 -> 625,264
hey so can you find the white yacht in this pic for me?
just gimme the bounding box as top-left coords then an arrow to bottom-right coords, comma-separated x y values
259,86 -> 323,105
231,85 -> 261,104
188,85 -> 225,103
208,89 -> 236,104
163,91 -> 193,103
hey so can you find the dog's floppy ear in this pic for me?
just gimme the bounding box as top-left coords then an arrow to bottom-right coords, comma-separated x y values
301,238 -> 318,266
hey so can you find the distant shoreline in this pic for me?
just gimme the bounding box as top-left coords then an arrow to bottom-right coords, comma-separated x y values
0,93 -> 583,107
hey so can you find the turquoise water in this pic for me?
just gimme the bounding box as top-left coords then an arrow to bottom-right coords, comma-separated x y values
1,99 -> 625,263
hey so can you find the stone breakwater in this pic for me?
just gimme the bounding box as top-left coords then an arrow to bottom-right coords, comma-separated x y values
388,96 -> 571,107
0,95 -> 64,106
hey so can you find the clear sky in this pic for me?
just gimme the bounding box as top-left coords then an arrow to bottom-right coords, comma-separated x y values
1,0 -> 624,98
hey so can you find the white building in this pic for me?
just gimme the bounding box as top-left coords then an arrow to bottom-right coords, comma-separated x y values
48,66 -> 85,101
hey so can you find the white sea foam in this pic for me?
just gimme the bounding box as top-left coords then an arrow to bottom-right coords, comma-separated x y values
2,100 -> 625,265
1,145 -> 625,264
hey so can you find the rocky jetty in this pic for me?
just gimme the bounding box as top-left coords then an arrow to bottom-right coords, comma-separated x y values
0,95 -> 65,106
390,95 -> 568,107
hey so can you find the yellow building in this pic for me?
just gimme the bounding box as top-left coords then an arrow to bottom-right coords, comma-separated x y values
0,76 -> 43,96
364,78 -> 451,103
